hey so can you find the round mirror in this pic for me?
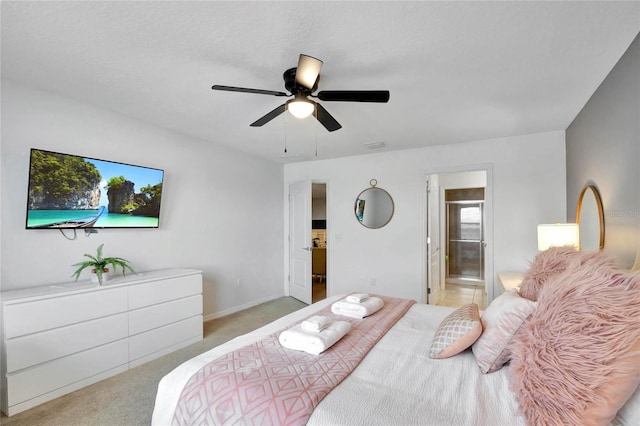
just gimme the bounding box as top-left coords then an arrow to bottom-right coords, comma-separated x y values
355,180 -> 394,229
576,185 -> 604,250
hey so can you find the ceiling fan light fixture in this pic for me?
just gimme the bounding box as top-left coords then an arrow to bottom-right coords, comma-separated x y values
296,54 -> 323,89
212,53 -> 388,131
287,97 -> 315,119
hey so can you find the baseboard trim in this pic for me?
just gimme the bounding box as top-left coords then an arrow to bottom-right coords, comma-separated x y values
203,294 -> 285,322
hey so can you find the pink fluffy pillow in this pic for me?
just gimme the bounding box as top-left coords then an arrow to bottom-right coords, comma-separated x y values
508,260 -> 640,426
519,246 -> 613,301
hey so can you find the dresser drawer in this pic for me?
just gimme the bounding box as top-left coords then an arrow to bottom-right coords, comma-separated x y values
6,339 -> 128,407
128,273 -> 201,310
6,313 -> 128,373
3,288 -> 128,339
129,294 -> 202,335
129,315 -> 202,362
1,269 -> 202,416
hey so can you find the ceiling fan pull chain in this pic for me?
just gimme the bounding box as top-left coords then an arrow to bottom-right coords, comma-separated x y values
315,106 -> 319,157
284,112 -> 288,153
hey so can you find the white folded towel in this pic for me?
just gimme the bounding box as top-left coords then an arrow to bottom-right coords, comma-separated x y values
346,293 -> 370,303
331,296 -> 384,319
279,321 -> 351,355
301,315 -> 332,333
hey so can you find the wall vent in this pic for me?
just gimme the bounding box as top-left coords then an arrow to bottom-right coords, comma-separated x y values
363,141 -> 386,150
279,153 -> 305,161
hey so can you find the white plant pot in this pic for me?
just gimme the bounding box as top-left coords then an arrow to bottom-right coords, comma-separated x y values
91,268 -> 110,284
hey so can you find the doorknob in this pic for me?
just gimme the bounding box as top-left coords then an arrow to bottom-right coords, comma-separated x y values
302,247 -> 312,251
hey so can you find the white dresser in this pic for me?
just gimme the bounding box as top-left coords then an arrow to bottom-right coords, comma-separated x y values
0,268 -> 203,416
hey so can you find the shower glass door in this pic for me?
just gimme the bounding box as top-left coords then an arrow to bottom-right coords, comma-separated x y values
447,201 -> 484,281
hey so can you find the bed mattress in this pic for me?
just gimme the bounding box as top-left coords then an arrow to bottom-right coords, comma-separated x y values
152,295 -> 525,426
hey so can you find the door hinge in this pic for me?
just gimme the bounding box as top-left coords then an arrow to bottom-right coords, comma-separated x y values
427,287 -> 431,294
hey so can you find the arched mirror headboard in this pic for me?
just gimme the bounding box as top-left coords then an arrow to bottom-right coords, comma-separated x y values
576,185 -> 605,250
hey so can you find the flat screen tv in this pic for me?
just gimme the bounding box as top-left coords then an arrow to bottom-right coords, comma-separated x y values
26,148 -> 164,229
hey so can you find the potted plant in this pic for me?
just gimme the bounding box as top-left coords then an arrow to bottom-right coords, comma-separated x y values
71,243 -> 135,285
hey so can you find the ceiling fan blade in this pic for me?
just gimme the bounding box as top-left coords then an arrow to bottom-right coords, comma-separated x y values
316,90 -> 390,103
250,104 -> 287,127
295,54 -> 323,90
212,85 -> 288,97
315,103 -> 342,132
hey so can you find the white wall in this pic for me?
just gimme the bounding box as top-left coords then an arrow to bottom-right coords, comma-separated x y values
567,33 -> 640,268
284,131 -> 566,302
0,80 -> 284,318
438,171 -> 487,189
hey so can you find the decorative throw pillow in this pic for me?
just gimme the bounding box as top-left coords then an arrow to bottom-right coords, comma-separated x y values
429,303 -> 482,359
471,289 -> 536,373
508,260 -> 640,426
519,245 -> 580,301
519,246 -> 613,301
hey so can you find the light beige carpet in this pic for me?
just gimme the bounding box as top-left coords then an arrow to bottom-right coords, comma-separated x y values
0,296 -> 307,426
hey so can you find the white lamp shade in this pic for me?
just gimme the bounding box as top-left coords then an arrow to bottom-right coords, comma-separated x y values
296,54 -> 323,89
287,99 -> 315,119
537,223 -> 580,251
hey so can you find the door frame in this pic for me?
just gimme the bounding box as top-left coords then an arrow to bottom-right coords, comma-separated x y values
425,175 -> 442,305
421,164 -> 494,304
286,179 -> 330,302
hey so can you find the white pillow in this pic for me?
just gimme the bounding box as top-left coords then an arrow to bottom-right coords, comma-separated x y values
471,289 -> 536,373
613,381 -> 640,425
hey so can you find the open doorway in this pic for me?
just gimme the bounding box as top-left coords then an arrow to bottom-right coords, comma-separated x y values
446,188 -> 485,285
288,180 -> 328,305
311,183 -> 327,303
425,169 -> 491,309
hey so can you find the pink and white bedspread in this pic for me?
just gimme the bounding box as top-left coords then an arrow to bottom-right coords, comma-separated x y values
153,295 -> 526,426
170,296 -> 415,426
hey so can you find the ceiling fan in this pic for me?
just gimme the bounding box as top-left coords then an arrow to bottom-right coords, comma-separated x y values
211,54 -> 390,132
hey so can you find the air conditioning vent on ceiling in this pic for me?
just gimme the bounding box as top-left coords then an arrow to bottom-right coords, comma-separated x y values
363,142 -> 386,150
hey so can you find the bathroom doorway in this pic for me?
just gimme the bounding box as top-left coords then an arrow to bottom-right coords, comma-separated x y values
425,169 -> 491,309
446,188 -> 485,284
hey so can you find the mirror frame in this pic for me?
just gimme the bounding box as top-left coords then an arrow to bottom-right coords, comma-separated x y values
576,184 -> 605,250
354,179 -> 395,229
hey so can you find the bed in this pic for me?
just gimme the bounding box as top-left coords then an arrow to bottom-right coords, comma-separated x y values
152,247 -> 640,426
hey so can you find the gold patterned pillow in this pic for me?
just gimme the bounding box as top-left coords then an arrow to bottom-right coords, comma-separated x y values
430,303 -> 482,359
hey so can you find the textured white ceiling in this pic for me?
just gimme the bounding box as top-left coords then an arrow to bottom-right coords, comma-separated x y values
2,1 -> 639,163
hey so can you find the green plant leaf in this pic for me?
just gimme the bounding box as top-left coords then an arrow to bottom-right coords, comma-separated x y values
71,244 -> 133,282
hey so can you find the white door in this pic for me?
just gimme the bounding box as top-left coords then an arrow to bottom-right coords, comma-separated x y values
289,181 -> 312,304
426,177 -> 442,305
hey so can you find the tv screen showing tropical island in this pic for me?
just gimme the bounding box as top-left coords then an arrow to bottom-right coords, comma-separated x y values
26,148 -> 164,229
